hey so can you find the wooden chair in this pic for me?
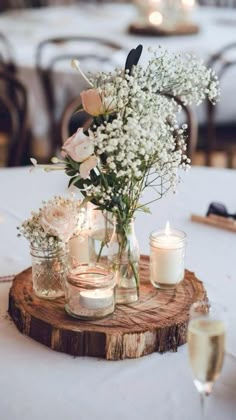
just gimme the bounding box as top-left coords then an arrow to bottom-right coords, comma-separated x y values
163,94 -> 198,161
0,71 -> 31,166
0,33 -> 16,74
204,42 -> 236,167
173,96 -> 198,161
60,96 -> 93,144
198,0 -> 236,6
35,36 -> 123,158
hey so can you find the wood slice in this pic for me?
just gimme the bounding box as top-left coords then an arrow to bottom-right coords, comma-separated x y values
8,255 -> 206,360
128,22 -> 199,36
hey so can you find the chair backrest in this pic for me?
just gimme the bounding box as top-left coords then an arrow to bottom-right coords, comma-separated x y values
60,96 -> 93,144
0,33 -> 16,74
198,0 -> 236,6
206,43 -> 236,163
36,36 -> 124,156
0,70 -> 30,166
164,93 -> 198,161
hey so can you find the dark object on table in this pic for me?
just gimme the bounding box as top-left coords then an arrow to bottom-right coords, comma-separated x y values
206,202 -> 236,220
128,22 -> 199,37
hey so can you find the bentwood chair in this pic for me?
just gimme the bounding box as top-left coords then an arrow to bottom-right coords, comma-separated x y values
60,96 -> 93,144
35,36 -> 123,159
0,33 -> 16,75
0,71 -> 32,166
204,43 -> 236,167
198,0 -> 236,6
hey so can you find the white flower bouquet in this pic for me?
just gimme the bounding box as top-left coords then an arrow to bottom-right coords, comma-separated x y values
32,45 -> 219,301
51,45 -> 219,223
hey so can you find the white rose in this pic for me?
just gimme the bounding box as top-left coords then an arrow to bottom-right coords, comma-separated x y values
39,204 -> 77,243
62,128 -> 94,162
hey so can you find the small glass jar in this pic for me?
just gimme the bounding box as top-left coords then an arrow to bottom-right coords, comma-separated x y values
65,264 -> 115,320
88,209 -> 113,265
150,229 -> 186,289
108,217 -> 140,304
31,245 -> 69,299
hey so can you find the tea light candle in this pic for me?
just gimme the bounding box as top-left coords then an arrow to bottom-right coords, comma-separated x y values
80,289 -> 113,310
150,222 -> 186,289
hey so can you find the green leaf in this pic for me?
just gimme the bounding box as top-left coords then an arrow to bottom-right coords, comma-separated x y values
68,176 -> 81,188
137,205 -> 151,214
66,169 -> 78,177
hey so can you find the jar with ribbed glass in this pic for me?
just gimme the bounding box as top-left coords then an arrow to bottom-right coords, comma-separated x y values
31,245 -> 69,299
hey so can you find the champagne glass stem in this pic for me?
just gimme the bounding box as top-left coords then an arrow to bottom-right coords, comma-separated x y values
200,393 -> 205,419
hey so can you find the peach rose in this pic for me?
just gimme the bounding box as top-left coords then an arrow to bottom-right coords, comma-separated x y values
80,89 -> 104,116
80,155 -> 98,179
62,128 -> 94,162
40,204 -> 77,243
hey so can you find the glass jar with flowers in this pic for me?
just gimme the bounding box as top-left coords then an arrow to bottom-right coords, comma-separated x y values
32,45 -> 219,304
18,196 -> 81,299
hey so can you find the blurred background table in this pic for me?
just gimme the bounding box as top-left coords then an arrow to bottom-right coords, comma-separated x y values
0,3 -> 236,164
0,164 -> 236,419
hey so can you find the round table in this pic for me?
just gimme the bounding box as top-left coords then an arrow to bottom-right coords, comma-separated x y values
0,166 -> 236,420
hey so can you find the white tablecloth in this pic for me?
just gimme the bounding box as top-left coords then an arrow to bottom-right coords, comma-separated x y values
0,3 -> 236,147
0,166 -> 236,420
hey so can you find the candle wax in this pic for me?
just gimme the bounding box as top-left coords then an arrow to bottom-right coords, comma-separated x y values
80,289 -> 113,310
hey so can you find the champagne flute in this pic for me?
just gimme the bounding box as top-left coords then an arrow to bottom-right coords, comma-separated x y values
187,301 -> 227,418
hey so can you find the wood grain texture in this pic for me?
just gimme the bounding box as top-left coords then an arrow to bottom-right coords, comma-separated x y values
8,255 -> 206,360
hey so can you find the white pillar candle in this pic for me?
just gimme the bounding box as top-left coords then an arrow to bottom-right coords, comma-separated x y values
69,232 -> 90,264
150,222 -> 186,289
80,289 -> 113,310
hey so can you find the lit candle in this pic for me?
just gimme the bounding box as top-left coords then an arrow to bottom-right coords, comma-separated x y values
149,222 -> 186,289
80,289 -> 113,310
149,10 -> 163,26
180,0 -> 195,22
65,264 -> 115,319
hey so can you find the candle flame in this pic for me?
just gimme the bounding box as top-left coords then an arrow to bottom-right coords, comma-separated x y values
149,11 -> 163,26
165,221 -> 171,236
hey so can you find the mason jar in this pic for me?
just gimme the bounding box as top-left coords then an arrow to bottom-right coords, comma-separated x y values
65,263 -> 115,320
31,245 -> 69,299
150,229 -> 186,289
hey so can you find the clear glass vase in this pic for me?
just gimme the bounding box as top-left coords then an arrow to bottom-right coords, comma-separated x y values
31,245 -> 69,299
108,218 -> 140,304
88,210 -> 113,265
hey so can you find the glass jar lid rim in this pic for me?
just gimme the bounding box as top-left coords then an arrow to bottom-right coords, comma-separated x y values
68,263 -> 115,288
150,229 -> 186,242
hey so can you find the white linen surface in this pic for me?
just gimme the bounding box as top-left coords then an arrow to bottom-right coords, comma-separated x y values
0,166 -> 236,420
